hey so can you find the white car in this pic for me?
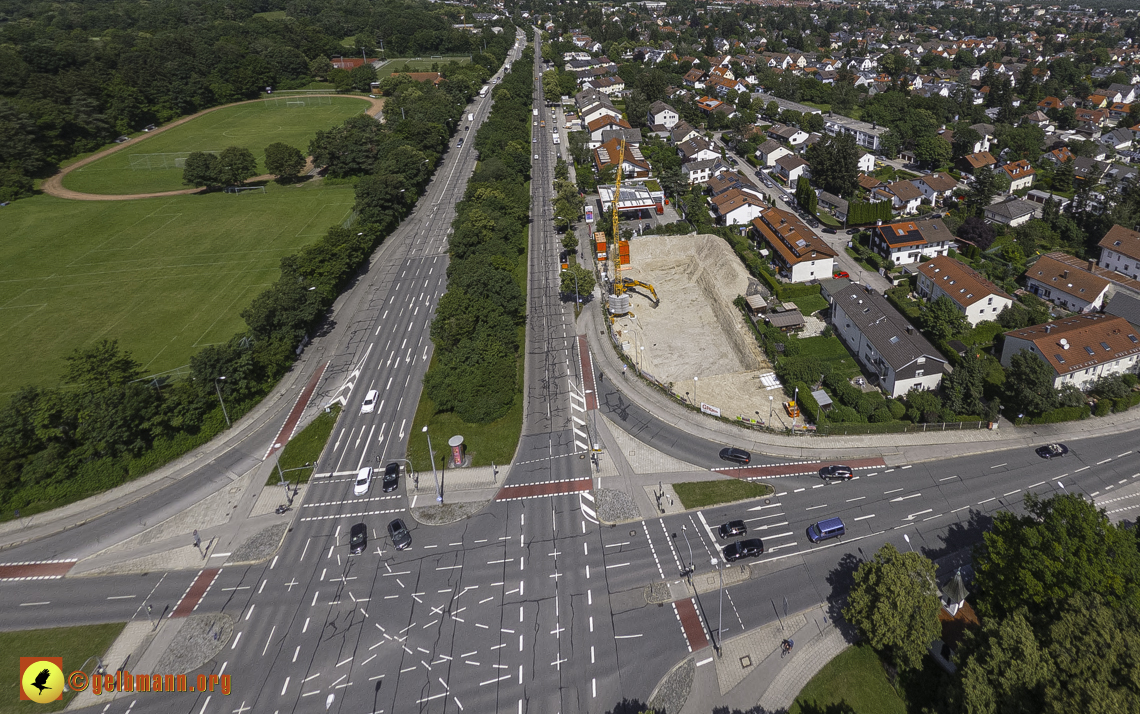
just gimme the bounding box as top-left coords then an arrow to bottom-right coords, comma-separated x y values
360,389 -> 378,414
354,467 -> 373,496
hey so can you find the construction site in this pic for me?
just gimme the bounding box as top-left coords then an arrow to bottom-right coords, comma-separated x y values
604,232 -> 788,425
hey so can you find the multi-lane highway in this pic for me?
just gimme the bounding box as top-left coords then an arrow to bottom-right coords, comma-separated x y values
6,24 -> 1140,714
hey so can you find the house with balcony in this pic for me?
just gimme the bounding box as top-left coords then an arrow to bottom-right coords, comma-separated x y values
871,219 -> 953,266
752,207 -> 837,283
1098,224 -> 1140,281
1000,314 -> 1140,390
915,256 -> 1013,327
1023,253 -> 1111,313
1001,160 -> 1036,192
829,284 -> 949,397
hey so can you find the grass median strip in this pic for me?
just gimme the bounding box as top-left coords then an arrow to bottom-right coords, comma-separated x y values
673,479 -> 774,510
267,404 -> 340,485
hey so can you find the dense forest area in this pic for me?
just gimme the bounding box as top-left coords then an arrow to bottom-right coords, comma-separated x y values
0,0 -> 507,200
0,4 -> 515,516
423,48 -> 534,424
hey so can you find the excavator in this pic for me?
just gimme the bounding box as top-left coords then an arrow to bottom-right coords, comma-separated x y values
606,138 -> 660,318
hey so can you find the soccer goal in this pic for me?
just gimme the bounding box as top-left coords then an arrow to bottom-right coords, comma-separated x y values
130,151 -> 219,170
225,185 -> 266,194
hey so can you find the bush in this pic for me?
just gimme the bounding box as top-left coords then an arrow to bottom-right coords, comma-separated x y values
869,407 -> 893,422
828,405 -> 865,423
1022,405 -> 1091,424
1115,392 -> 1140,412
1094,399 -> 1113,417
886,398 -> 907,419
789,382 -> 823,424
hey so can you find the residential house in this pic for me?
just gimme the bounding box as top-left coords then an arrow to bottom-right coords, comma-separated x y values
1000,314 -> 1140,390
871,219 -> 953,266
592,138 -> 651,178
669,121 -> 700,146
817,191 -> 849,222
1023,252 -> 1111,313
774,154 -> 809,184
768,123 -> 810,147
1073,156 -> 1109,183
756,139 -> 794,167
968,123 -> 995,152
586,115 -> 633,146
911,172 -> 958,205
857,150 -> 876,174
677,136 -> 719,164
579,101 -> 621,127
711,189 -> 767,226
1099,128 -> 1134,151
823,115 -> 886,152
1074,108 -> 1107,127
858,173 -> 883,192
752,207 -> 837,283
1099,224 -> 1140,281
1023,110 -> 1051,130
647,101 -> 679,131
983,199 -> 1037,227
1001,160 -> 1036,192
915,256 -> 1013,327
708,171 -> 763,200
1045,146 -> 1074,165
957,151 -> 997,176
829,285 -> 949,397
682,158 -> 729,185
1105,293 -> 1140,331
587,76 -> 624,96
883,180 -> 925,215
599,128 -> 642,147
1105,83 -> 1138,104
1037,96 -> 1064,111
1048,251 -> 1140,303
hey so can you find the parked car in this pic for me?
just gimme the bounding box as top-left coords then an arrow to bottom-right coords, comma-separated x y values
833,270 -> 850,279
823,227 -> 837,234
723,538 -> 765,562
819,464 -> 854,480
113,135 -> 130,143
354,467 -> 373,496
846,228 -> 858,235
388,518 -> 412,550
143,124 -> 157,132
718,520 -> 747,539
1036,443 -> 1069,459
349,523 -> 367,554
361,389 -> 379,414
719,447 -> 752,465
383,462 -> 400,492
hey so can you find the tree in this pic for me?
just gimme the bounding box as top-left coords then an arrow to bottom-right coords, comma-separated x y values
542,70 -> 561,104
560,264 -> 595,301
966,168 -> 999,217
941,351 -> 992,418
562,230 -> 579,253
919,295 -> 968,342
348,64 -> 377,92
951,127 -> 982,160
182,151 -> 219,187
973,493 -> 1140,623
309,57 -> 332,81
1052,159 -> 1074,194
1003,351 -> 1058,416
264,142 -> 306,182
214,146 -> 258,187
795,176 -> 816,215
915,135 -> 951,168
843,543 -> 942,671
957,216 -> 995,250
955,612 -> 1053,714
805,133 -> 859,197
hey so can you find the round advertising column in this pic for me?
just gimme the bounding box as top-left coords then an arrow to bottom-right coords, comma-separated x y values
448,435 -> 465,467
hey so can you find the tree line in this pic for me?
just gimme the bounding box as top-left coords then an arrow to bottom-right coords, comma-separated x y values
0,27 -> 514,518
423,50 -> 535,424
0,0 -> 509,201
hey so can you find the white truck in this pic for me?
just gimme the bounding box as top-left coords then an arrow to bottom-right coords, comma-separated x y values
468,113 -> 474,122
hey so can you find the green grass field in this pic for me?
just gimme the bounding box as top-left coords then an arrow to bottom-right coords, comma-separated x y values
0,181 -> 356,395
673,479 -> 773,510
380,57 -> 471,76
790,643 -> 906,714
62,97 -> 369,195
0,623 -> 125,714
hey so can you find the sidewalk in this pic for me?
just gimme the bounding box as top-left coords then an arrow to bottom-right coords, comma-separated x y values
576,301 -> 1140,465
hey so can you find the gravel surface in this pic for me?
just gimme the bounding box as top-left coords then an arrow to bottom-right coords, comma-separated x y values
648,656 -> 694,714
411,501 -> 488,525
155,614 -> 233,675
227,523 -> 289,564
596,488 -> 640,523
645,581 -> 670,604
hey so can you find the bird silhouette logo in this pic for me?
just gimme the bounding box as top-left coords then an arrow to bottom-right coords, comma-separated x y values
20,657 -> 64,703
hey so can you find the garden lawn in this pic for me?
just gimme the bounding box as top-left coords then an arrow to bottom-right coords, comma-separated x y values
62,97 -> 369,195
380,57 -> 472,76
789,294 -> 829,315
0,181 -> 356,395
789,643 -> 906,714
784,335 -> 861,380
673,479 -> 773,510
0,623 -> 125,714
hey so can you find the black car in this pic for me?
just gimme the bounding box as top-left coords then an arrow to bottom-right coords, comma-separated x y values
823,227 -> 837,234
819,464 -> 854,480
846,228 -> 858,235
349,523 -> 367,554
388,518 -> 412,550
718,520 -> 747,539
719,447 -> 751,465
1036,443 -> 1069,459
722,538 -> 764,562
383,462 -> 400,492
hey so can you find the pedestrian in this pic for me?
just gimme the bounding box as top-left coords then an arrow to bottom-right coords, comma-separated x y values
622,364 -> 627,376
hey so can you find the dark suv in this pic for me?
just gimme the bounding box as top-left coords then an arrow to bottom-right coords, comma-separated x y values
388,518 -> 412,550
349,523 -> 367,554
718,520 -> 747,539
719,447 -> 751,465
383,462 -> 400,492
722,538 -> 764,562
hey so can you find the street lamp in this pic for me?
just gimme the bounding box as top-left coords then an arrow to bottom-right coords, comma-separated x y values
694,376 -> 698,406
680,525 -> 694,579
277,461 -> 311,506
214,376 -> 231,428
422,426 -> 443,503
711,557 -> 723,657
903,533 -> 913,552
769,395 -> 774,425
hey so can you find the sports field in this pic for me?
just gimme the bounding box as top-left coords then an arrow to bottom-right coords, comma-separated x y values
62,96 -> 369,195
0,181 -> 355,395
380,57 -> 471,76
